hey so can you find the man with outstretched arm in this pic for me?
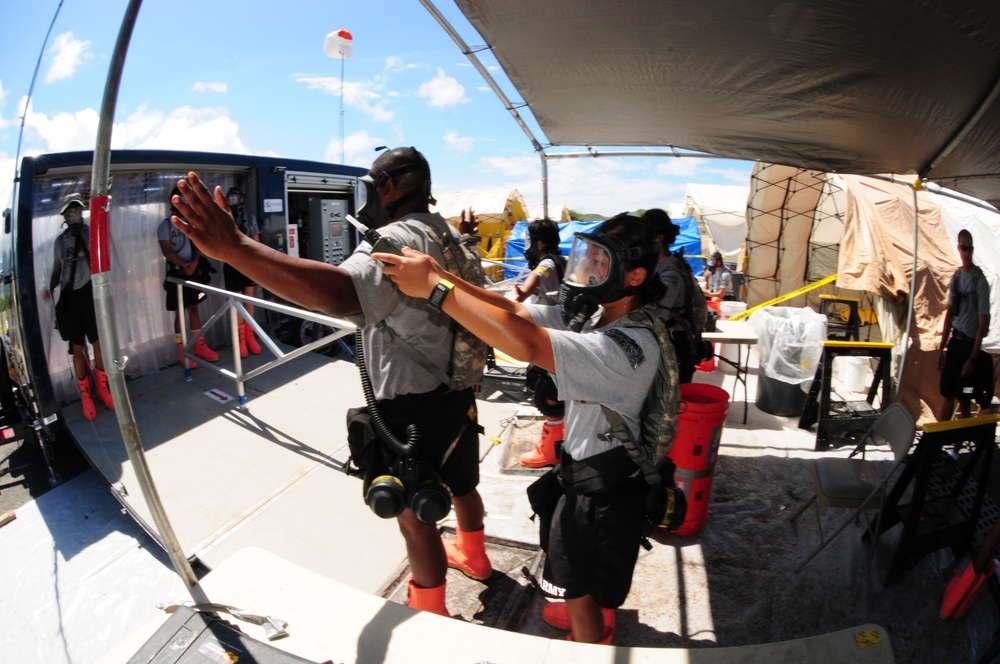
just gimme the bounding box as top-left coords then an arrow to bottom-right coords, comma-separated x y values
171,147 -> 491,617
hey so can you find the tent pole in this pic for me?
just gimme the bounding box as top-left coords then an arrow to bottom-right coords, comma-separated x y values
894,181 -> 922,400
89,0 -> 204,596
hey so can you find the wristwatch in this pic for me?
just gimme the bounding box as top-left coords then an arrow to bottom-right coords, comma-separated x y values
427,278 -> 455,312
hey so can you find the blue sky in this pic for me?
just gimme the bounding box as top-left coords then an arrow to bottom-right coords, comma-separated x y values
0,0 -> 752,217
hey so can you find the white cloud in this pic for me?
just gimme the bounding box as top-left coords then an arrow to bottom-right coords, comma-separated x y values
193,81 -> 228,94
295,75 -> 395,122
19,102 -> 249,155
416,69 -> 468,108
324,129 -> 388,168
384,57 -> 405,74
443,131 -> 473,152
45,32 -> 91,83
25,106 -> 100,152
114,105 -> 249,153
470,154 -> 692,217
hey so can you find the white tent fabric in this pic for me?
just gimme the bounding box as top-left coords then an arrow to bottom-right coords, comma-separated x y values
431,188 -> 529,225
683,184 -> 749,255
527,204 -> 570,222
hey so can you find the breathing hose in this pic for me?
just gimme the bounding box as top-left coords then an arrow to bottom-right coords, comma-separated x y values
354,330 -> 421,459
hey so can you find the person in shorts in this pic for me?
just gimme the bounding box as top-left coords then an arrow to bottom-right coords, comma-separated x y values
43,193 -> 115,420
375,213 -> 676,644
938,228 -> 994,420
169,147 -> 491,618
158,187 -> 218,367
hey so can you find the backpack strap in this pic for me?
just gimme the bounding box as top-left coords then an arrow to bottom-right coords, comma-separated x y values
599,306 -> 681,485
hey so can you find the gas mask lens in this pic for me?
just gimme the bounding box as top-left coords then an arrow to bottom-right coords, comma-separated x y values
356,173 -> 389,229
565,234 -> 612,287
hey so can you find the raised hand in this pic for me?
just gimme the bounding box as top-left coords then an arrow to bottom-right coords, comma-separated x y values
171,172 -> 247,264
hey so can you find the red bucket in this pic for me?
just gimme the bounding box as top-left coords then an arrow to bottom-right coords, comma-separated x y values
672,468 -> 713,536
670,383 -> 729,472
667,383 -> 730,535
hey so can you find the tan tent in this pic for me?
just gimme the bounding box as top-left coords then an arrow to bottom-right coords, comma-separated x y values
746,164 -> 1000,422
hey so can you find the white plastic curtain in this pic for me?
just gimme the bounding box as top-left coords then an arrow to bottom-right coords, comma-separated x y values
36,170 -> 241,403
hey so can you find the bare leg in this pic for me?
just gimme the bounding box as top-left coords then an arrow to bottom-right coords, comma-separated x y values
71,343 -> 88,380
937,397 -> 956,422
566,594 -> 605,642
187,305 -> 202,332
92,339 -> 105,372
452,490 -> 485,533
243,286 -> 255,319
958,399 -> 972,419
397,509 -> 447,589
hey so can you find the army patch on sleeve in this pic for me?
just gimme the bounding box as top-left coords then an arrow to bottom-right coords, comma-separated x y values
603,328 -> 645,369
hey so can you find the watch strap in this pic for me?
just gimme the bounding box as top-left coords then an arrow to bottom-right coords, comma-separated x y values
427,278 -> 455,312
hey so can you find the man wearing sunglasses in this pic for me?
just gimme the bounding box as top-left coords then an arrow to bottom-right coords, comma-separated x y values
938,229 -> 994,420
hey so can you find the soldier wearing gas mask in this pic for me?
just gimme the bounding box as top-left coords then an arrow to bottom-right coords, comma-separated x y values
44,193 -> 115,420
170,147 -> 491,617
376,214 -> 681,645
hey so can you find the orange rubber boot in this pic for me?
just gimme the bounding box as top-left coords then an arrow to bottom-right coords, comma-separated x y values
78,378 -> 97,421
542,602 -> 615,631
237,323 -> 249,358
192,335 -> 219,362
95,369 -> 114,410
244,322 -> 262,355
519,418 -> 563,468
406,579 -> 449,616
444,527 -> 492,581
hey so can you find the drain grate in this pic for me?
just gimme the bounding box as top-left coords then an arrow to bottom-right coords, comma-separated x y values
378,529 -> 544,631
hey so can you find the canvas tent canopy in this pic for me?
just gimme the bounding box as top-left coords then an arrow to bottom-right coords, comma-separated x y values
448,0 -> 1000,209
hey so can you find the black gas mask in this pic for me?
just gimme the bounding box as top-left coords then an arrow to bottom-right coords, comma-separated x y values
356,152 -> 435,229
63,205 -> 85,235
524,245 -> 541,270
226,188 -> 244,216
558,231 -> 650,331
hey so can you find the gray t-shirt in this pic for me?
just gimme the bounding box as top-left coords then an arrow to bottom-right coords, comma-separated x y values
707,266 -> 733,294
949,266 -> 991,340
525,304 -> 660,461
53,227 -> 91,291
157,217 -> 196,262
527,255 -> 562,305
339,212 -> 456,401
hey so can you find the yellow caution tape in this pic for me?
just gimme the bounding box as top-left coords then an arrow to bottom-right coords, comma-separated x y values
728,274 -> 838,321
